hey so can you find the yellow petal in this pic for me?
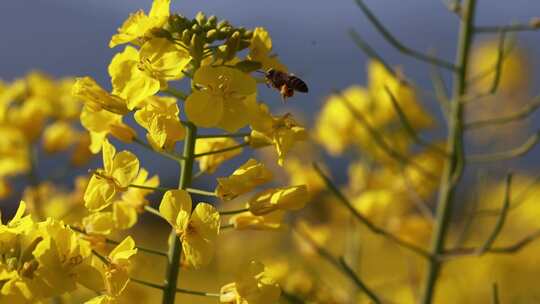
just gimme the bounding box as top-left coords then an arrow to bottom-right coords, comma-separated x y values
185,91 -> 223,128
159,190 -> 192,227
84,176 -> 116,211
111,151 -> 139,188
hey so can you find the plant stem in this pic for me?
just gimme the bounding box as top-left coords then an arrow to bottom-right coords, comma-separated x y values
161,122 -> 197,304
419,0 -> 476,303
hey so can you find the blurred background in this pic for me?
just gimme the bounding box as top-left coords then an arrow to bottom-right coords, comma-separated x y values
2,1 -> 540,303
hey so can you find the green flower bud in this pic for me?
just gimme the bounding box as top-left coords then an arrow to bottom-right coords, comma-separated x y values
217,20 -> 230,29
190,33 -> 204,58
207,15 -> 218,27
206,29 -> 218,42
238,39 -> 251,51
181,29 -> 192,45
195,12 -> 207,25
243,30 -> 254,39
192,23 -> 201,33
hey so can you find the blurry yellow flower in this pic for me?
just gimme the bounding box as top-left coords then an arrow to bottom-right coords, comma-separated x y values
42,121 -> 79,153
368,61 -> 433,130
101,236 -> 138,300
159,190 -> 220,268
134,95 -> 185,151
195,138 -> 244,173
220,260 -> 281,304
84,139 -> 140,211
0,126 -> 30,177
71,132 -> 94,166
109,0 -> 170,48
469,39 -> 530,94
352,189 -> 410,226
72,77 -> 129,115
250,105 -> 307,165
113,169 -> 159,230
80,106 -> 136,153
216,158 -> 273,200
229,211 -> 284,230
248,27 -> 288,71
109,39 -> 190,108
283,158 -> 326,195
185,66 -> 257,132
248,185 -> 309,215
83,212 -> 116,235
0,178 -> 11,199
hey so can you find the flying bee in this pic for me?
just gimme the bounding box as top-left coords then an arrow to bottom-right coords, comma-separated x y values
264,69 -> 308,101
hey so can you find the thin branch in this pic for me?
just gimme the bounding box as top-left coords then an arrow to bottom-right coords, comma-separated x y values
197,132 -> 250,139
467,130 -> 540,162
193,141 -> 249,158
492,283 -> 500,304
132,137 -> 185,162
175,288 -> 220,297
354,0 -> 458,71
466,36 -> 517,88
131,277 -> 165,290
294,228 -> 382,303
71,226 -> 167,257
144,205 -> 166,220
429,59 -> 451,118
219,208 -> 249,215
313,163 -> 432,259
348,29 -> 398,79
477,174 -> 512,254
337,91 -> 438,179
440,230 -> 540,260
339,257 -> 382,304
475,20 -> 540,33
465,96 -> 540,129
129,184 -> 216,197
488,31 -> 506,94
384,86 -> 450,158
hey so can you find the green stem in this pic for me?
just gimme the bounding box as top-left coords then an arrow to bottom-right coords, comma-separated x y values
162,122 -> 197,304
219,208 -> 249,215
193,141 -> 249,158
419,0 -> 476,303
133,137 -> 185,162
197,132 -> 251,139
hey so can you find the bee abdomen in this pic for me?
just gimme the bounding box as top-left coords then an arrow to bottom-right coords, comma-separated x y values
289,77 -> 308,93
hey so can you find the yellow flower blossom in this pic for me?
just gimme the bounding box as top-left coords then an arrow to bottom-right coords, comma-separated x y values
159,190 -> 220,268
80,106 -> 136,153
195,138 -> 244,173
229,211 -> 284,230
42,121 -> 79,153
109,39 -> 190,108
248,27 -> 288,71
0,126 -> 30,177
248,185 -> 309,215
109,0 -> 170,48
185,66 -> 257,132
220,260 -> 281,304
134,96 -> 185,150
216,158 -> 273,200
84,139 -> 140,211
72,77 -> 129,115
250,104 -> 307,165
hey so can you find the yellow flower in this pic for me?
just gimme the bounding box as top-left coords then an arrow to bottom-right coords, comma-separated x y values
0,126 -> 30,177
71,132 -> 94,166
72,77 -> 129,115
248,28 -> 288,71
283,157 -> 326,195
42,121 -> 79,153
250,105 -> 307,166
102,237 -> 138,300
159,190 -> 220,268
109,0 -> 170,48
248,185 -> 309,215
83,212 -> 116,235
368,61 -> 433,130
185,66 -> 257,132
84,139 -> 140,211
80,105 -> 136,153
352,189 -> 410,226
134,96 -> 185,151
229,211 -> 284,230
195,138 -> 244,173
109,39 -> 190,108
220,261 -> 281,304
216,158 -> 273,200
113,169 -> 159,230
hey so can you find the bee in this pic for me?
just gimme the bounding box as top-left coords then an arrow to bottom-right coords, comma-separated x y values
264,69 -> 308,101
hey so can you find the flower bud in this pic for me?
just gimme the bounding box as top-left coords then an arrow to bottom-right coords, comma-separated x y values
195,12 -> 207,26
248,185 -> 309,215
